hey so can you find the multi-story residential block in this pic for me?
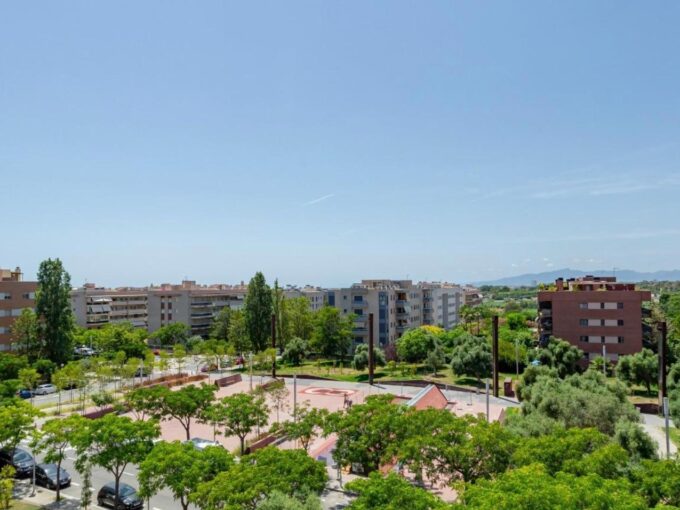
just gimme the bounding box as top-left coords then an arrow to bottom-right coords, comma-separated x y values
328,280 -> 462,347
71,284 -> 148,329
462,285 -> 483,307
283,286 -> 327,311
147,281 -> 247,336
538,276 -> 652,363
0,267 -> 37,351
420,282 -> 464,329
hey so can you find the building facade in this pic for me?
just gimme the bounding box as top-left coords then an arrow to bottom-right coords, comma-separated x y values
0,267 -> 37,351
147,281 -> 247,336
71,284 -> 148,329
283,286 -> 326,311
538,276 -> 651,363
328,280 -> 463,347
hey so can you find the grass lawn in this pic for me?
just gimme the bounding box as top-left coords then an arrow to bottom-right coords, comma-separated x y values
259,359 -> 521,393
670,427 -> 680,449
10,501 -> 41,510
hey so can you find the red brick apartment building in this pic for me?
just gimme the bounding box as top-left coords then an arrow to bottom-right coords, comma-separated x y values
538,276 -> 651,363
0,267 -> 37,351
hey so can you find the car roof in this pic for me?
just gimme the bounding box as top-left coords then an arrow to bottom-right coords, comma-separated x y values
104,482 -> 134,491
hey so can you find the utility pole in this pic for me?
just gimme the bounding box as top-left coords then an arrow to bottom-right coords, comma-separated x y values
515,337 -> 519,376
492,315 -> 499,397
368,313 -> 375,385
602,344 -> 607,377
485,379 -> 490,422
663,396 -> 671,459
271,313 -> 277,379
659,322 -> 667,409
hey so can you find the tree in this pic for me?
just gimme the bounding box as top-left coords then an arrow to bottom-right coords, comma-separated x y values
352,343 -> 386,371
228,309 -> 251,354
173,344 -> 187,375
244,272 -> 273,352
151,323 -> 189,346
0,353 -> 28,381
80,323 -> 149,359
210,307 -> 233,343
32,414 -> 87,501
73,414 -> 159,510
456,463 -> 648,510
537,338 -> 583,378
192,447 -> 327,510
424,342 -> 446,375
346,473 -> 448,510
139,440 -> 233,510
282,337 -> 308,366
256,491 -> 322,510
520,370 -> 640,436
450,334 -> 492,384
616,349 -> 658,395
18,367 -> 40,404
11,309 -> 41,361
630,459 -> 680,508
279,404 -> 329,452
272,280 -> 290,348
35,258 -> 75,364
310,306 -> 353,360
0,401 -> 42,453
327,394 -> 405,474
129,383 -> 216,440
287,297 -> 315,341
220,392 -> 269,455
259,379 -> 289,423
395,327 -> 438,363
613,419 -> 657,461
0,466 -> 15,510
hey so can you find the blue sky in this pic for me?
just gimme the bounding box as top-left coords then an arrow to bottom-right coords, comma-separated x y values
2,1 -> 679,287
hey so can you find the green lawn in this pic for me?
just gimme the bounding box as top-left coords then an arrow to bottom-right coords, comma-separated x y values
670,427 -> 680,449
10,501 -> 41,510
256,359 -> 521,393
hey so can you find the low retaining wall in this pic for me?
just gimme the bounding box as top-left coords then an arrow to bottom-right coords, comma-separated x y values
245,433 -> 282,454
83,407 -> 118,420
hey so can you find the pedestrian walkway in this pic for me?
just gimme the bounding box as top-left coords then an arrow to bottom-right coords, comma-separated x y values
641,413 -> 678,458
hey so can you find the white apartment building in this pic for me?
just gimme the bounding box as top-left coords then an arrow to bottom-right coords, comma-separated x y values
328,280 -> 463,347
283,286 -> 326,311
71,284 -> 148,329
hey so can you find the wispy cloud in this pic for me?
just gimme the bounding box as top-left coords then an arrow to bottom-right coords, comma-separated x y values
302,193 -> 335,206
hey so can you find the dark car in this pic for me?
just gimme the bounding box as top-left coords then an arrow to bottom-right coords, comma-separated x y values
0,448 -> 35,477
17,389 -> 32,399
97,482 -> 144,510
35,463 -> 71,490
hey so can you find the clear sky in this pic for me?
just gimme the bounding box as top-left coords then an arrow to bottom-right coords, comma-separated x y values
2,1 -> 679,287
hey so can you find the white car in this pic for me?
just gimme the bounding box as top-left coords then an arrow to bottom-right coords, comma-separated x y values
33,384 -> 58,395
184,437 -> 222,450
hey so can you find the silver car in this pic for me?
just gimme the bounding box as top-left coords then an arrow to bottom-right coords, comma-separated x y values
33,384 -> 58,395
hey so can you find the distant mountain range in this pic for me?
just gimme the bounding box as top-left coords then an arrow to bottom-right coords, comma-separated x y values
474,268 -> 680,287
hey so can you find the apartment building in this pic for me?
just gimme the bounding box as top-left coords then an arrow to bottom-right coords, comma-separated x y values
0,267 -> 37,351
71,284 -> 148,329
283,286 -> 326,311
147,281 -> 247,336
462,285 -> 483,307
420,282 -> 464,329
538,276 -> 652,363
328,280 -> 463,347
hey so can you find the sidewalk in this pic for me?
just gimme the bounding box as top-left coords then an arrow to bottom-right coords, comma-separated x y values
640,413 -> 678,458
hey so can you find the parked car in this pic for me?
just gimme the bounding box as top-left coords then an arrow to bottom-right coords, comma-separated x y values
33,384 -> 58,395
35,463 -> 71,489
17,389 -> 32,399
74,346 -> 95,357
200,363 -> 218,373
97,482 -> 144,510
0,448 -> 35,477
183,437 -> 223,450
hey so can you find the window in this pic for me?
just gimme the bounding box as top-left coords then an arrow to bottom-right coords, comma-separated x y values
353,309 -> 363,316
618,319 -> 624,326
579,335 -> 588,342
0,327 -> 7,334
579,319 -> 588,326
579,303 -> 588,309
618,336 -> 624,344
617,302 -> 624,309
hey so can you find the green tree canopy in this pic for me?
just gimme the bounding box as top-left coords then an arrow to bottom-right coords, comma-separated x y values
150,323 -> 190,346
139,440 -> 234,510
193,447 -> 327,510
352,343 -> 386,371
36,258 -> 75,364
326,394 -> 405,475
310,306 -> 353,360
396,328 -> 439,363
220,392 -> 269,455
537,338 -> 584,378
346,472 -> 449,510
450,334 -> 492,383
10,309 -> 40,361
210,307 -> 233,343
616,349 -> 658,395
244,272 -> 273,352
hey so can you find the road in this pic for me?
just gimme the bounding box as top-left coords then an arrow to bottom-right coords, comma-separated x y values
19,439 -> 178,510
